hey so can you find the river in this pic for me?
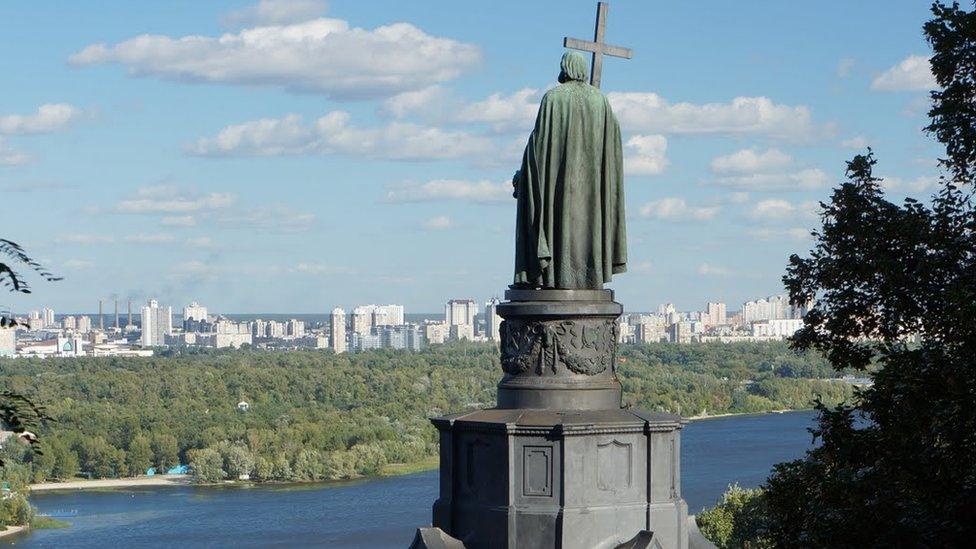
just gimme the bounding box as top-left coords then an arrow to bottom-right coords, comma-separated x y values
13,410 -> 818,548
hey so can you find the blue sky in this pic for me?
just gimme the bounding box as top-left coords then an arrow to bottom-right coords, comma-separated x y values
1,0 -> 942,314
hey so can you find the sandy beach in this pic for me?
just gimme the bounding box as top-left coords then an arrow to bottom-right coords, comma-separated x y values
31,475 -> 192,492
0,525 -> 27,538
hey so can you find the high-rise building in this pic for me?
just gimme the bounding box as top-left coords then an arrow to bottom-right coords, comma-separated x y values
351,304 -> 404,335
183,301 -> 208,322
484,297 -> 502,342
141,298 -> 172,347
446,299 -> 477,327
423,321 -> 449,345
287,319 -> 305,337
0,328 -> 15,357
705,302 -> 727,326
330,308 -> 347,354
62,315 -> 77,330
77,315 -> 92,333
41,307 -> 54,328
267,321 -> 286,338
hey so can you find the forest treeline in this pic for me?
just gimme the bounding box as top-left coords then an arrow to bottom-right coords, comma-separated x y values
0,342 -> 853,484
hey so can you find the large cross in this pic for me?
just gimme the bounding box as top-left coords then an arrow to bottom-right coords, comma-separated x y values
563,2 -> 633,89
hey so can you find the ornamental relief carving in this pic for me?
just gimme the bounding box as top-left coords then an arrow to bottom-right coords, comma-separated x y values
499,318 -> 617,376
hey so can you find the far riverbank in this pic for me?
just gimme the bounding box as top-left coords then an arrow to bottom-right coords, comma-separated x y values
27,411 -> 811,493
31,475 -> 191,492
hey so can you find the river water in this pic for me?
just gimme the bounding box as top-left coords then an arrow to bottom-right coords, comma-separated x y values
14,411 -> 817,548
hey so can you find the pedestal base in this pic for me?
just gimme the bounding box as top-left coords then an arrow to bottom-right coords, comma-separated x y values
416,289 -> 689,549
430,408 -> 689,549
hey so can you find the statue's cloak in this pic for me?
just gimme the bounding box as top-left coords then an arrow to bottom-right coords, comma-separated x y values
513,80 -> 627,289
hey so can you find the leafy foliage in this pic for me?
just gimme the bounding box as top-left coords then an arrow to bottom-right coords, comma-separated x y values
752,3 -> 976,547
0,342 -> 848,484
0,238 -> 59,465
696,484 -> 770,549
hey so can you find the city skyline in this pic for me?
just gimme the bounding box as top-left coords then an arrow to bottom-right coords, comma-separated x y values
2,1 -> 940,313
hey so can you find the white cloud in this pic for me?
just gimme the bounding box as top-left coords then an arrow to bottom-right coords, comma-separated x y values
631,260 -> 653,274
289,262 -> 353,275
713,168 -> 831,192
607,92 -> 816,139
625,135 -> 668,176
114,187 -> 237,213
840,136 -> 869,149
0,138 -> 29,166
728,192 -> 750,204
62,259 -> 94,270
124,233 -> 176,244
747,227 -> 812,241
711,148 -> 792,174
639,198 -> 720,221
698,263 -> 732,277
382,86 -> 451,118
161,215 -> 197,227
222,0 -> 328,27
880,174 -> 940,194
55,234 -> 115,245
185,236 -> 214,248
748,199 -> 818,222
384,179 -> 510,204
189,111 -> 493,161
0,104 -> 82,135
836,57 -> 856,78
217,205 -> 315,232
70,18 -> 481,100
423,216 -> 453,230
455,88 -> 541,132
871,55 -> 936,92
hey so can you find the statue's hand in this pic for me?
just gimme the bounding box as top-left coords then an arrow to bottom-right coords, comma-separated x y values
512,170 -> 520,198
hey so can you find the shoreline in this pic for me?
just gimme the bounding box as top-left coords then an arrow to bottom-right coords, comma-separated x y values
685,408 -> 812,422
31,474 -> 192,492
0,525 -> 27,539
28,410 -> 813,494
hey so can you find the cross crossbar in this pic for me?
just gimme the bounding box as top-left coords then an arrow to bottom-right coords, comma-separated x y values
563,2 -> 632,89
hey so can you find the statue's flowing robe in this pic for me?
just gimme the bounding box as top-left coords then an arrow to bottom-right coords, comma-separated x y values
513,80 -> 627,289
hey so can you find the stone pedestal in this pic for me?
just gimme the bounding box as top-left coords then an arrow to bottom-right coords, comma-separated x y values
420,290 -> 688,549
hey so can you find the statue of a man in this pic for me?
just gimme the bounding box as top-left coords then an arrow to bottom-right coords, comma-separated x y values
512,51 -> 627,290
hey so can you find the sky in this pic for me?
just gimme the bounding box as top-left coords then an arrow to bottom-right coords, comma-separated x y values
0,0 -> 943,314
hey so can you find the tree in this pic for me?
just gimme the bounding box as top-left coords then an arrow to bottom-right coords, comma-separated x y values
758,3 -> 976,546
188,448 -> 225,483
0,239 -> 59,466
126,435 -> 153,475
151,433 -> 180,471
219,443 -> 254,480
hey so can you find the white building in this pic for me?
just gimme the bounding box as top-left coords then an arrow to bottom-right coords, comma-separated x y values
484,298 -> 502,342
423,321 -> 449,345
0,328 -> 15,357
705,302 -> 727,326
287,319 -> 306,337
350,304 -> 404,335
141,299 -> 172,347
330,308 -> 347,354
449,324 -> 475,342
77,315 -> 92,333
56,335 -> 85,357
183,301 -> 208,322
446,299 -> 477,327
61,315 -> 77,330
41,307 -> 54,328
752,319 -> 804,338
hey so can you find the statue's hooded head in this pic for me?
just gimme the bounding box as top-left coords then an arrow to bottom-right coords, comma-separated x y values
559,51 -> 588,84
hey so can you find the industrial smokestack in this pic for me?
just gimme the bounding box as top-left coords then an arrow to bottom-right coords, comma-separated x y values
114,300 -> 119,329
98,300 -> 104,330
127,300 -> 132,328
